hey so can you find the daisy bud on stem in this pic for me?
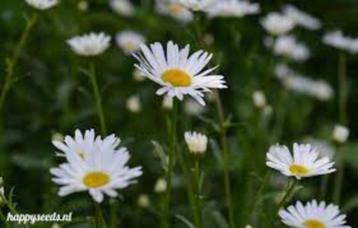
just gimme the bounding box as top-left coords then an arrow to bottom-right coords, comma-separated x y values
184,131 -> 208,228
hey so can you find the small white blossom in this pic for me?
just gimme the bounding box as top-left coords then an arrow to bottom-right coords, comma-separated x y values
162,95 -> 174,110
126,95 -> 142,113
78,1 -> 88,11
154,178 -> 167,193
184,131 -> 208,155
116,31 -> 146,55
133,69 -> 147,82
109,0 -> 135,17
25,0 -> 58,10
261,12 -> 295,36
252,90 -> 267,108
180,0 -> 219,12
273,35 -> 310,62
274,64 -> 334,101
323,30 -> 358,54
206,0 -> 260,19
332,125 -> 350,144
67,32 -> 111,57
283,5 -> 321,30
137,194 -> 150,208
156,0 -> 194,23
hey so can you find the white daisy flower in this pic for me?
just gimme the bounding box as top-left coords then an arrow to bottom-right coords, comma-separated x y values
261,12 -> 295,36
266,143 -> 335,179
323,31 -> 358,54
133,41 -> 227,106
279,200 -> 351,228
116,31 -> 146,55
184,131 -> 208,155
274,64 -> 334,101
332,125 -> 350,144
252,90 -> 267,109
67,32 -> 111,57
283,5 -> 321,30
25,0 -> 58,10
273,35 -> 310,62
109,0 -> 135,17
180,0 -> 220,12
306,139 -> 335,160
206,0 -> 260,19
156,0 -> 194,23
50,129 -> 142,203
126,95 -> 142,113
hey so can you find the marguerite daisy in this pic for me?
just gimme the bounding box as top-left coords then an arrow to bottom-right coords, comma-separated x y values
266,143 -> 335,179
67,32 -> 111,57
279,200 -> 351,228
206,0 -> 260,19
25,0 -> 58,10
133,41 -> 227,105
116,30 -> 146,55
50,129 -> 142,203
156,0 -> 194,23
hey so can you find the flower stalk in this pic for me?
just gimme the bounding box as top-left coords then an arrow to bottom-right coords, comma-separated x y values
275,178 -> 298,217
333,53 -> 348,204
193,159 -> 203,228
0,13 -> 38,113
88,62 -> 107,135
214,90 -> 236,228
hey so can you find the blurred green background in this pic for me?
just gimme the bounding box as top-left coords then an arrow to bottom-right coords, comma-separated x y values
0,0 -> 357,227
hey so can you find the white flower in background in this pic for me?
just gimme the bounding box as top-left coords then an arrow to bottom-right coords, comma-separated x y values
332,125 -> 350,144
25,0 -> 58,10
77,0 -> 88,11
109,0 -> 135,17
283,4 -> 321,30
126,95 -> 142,113
154,178 -> 167,193
263,105 -> 273,117
274,64 -> 334,101
184,131 -> 208,155
50,129 -> 142,203
133,41 -> 227,105
116,31 -> 146,55
184,98 -> 206,115
273,35 -> 310,62
156,0 -> 194,23
266,143 -> 335,179
162,95 -> 174,110
137,194 -> 150,208
306,139 -> 335,160
252,90 -> 267,108
206,0 -> 260,18
323,31 -> 358,54
180,0 -> 219,12
133,69 -> 147,82
280,200 -> 351,228
67,32 -> 111,57
261,12 -> 295,36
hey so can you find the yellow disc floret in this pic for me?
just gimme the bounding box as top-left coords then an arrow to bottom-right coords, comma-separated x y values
83,172 -> 110,188
162,69 -> 192,87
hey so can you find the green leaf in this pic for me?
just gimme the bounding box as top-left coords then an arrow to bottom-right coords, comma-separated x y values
151,140 -> 168,172
175,214 -> 195,228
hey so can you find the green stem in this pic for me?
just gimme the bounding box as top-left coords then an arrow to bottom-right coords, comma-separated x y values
88,62 -> 107,135
95,203 -> 107,228
333,53 -> 348,204
214,90 -> 236,228
163,99 -> 178,228
275,179 -> 298,217
0,13 -> 38,113
193,159 -> 203,228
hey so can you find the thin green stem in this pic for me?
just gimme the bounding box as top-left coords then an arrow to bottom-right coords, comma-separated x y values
0,13 -> 38,113
333,53 -> 348,204
193,159 -> 203,228
214,90 -> 236,228
94,203 -> 107,228
275,179 -> 298,217
88,62 -> 107,135
163,99 -> 178,228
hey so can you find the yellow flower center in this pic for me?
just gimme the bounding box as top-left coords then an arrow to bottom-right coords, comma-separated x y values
304,219 -> 325,228
289,164 -> 310,175
83,172 -> 110,188
124,41 -> 137,52
162,69 -> 192,87
168,3 -> 184,15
